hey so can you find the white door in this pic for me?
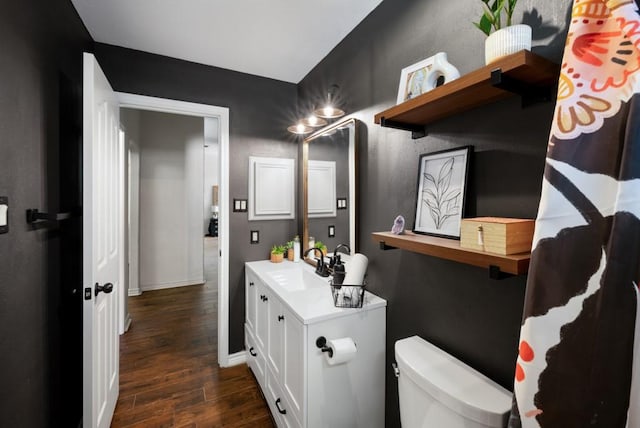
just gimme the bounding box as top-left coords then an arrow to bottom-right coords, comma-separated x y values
82,52 -> 121,428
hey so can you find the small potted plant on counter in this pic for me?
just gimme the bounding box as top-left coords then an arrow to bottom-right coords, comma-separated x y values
270,245 -> 285,263
314,241 -> 328,257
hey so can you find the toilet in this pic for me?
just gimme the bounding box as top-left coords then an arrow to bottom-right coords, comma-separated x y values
394,336 -> 512,428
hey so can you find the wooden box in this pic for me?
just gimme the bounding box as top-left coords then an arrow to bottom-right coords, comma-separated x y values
460,217 -> 534,255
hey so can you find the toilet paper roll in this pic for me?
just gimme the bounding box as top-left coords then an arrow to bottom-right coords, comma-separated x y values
325,337 -> 357,366
343,253 -> 368,285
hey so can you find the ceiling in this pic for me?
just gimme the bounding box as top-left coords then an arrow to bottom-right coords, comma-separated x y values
70,0 -> 384,84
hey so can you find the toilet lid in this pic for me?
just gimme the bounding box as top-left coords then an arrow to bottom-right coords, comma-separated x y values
395,336 -> 512,428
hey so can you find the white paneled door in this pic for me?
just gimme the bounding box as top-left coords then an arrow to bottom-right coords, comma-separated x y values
82,52 -> 122,428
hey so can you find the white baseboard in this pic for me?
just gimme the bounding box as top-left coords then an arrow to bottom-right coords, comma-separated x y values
224,351 -> 247,367
128,287 -> 142,297
140,278 -> 204,292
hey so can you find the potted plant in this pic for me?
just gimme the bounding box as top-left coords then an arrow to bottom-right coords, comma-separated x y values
285,240 -> 295,261
474,0 -> 531,65
314,241 -> 328,258
270,245 -> 285,263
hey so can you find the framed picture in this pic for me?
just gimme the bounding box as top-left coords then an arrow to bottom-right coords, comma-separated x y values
396,52 -> 460,104
412,146 -> 472,239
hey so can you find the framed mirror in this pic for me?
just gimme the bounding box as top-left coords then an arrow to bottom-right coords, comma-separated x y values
302,118 -> 358,259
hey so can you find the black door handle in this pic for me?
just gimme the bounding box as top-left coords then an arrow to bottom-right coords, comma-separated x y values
275,398 -> 287,415
249,347 -> 257,357
95,282 -> 114,296
278,315 -> 284,322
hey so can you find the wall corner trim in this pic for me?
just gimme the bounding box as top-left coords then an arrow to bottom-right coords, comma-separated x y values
222,351 -> 247,367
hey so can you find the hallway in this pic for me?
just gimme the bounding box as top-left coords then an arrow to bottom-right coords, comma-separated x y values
112,237 -> 275,427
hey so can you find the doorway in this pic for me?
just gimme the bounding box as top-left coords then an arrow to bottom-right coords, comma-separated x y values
116,92 -> 232,367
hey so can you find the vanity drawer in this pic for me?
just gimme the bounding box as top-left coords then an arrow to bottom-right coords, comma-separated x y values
266,365 -> 302,428
245,324 -> 266,390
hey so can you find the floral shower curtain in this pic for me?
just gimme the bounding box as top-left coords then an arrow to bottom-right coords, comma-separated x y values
509,0 -> 640,427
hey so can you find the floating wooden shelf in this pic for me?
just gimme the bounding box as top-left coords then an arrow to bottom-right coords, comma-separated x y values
371,231 -> 530,278
374,50 -> 560,138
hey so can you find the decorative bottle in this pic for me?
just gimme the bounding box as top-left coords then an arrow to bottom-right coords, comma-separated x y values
293,235 -> 300,263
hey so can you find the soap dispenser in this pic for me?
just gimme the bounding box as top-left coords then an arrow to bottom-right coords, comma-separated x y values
332,255 -> 346,285
293,235 -> 300,262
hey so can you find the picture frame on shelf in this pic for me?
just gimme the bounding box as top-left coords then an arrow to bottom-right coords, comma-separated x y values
396,52 -> 460,104
412,146 -> 471,239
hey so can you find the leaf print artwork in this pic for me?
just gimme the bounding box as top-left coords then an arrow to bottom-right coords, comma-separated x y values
422,157 -> 461,229
413,147 -> 471,239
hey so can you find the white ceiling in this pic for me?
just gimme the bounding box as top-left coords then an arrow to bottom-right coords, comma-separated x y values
70,0 -> 384,83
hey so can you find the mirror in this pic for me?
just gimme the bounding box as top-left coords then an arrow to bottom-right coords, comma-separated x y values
302,118 -> 357,258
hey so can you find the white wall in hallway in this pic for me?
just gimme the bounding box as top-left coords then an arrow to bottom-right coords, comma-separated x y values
138,110 -> 204,291
203,117 -> 219,234
121,108 -> 142,300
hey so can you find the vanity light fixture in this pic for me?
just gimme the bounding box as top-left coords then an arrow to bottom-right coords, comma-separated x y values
289,84 -> 345,135
313,84 -> 345,119
287,122 -> 314,135
301,114 -> 328,128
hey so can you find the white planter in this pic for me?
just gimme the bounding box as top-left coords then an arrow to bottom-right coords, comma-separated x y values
485,24 -> 532,64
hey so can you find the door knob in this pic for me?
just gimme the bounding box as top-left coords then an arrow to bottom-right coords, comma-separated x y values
95,282 -> 114,296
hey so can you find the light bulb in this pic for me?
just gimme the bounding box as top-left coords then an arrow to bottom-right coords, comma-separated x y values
288,122 -> 312,135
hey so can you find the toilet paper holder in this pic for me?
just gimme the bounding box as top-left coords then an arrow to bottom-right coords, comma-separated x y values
316,336 -> 333,357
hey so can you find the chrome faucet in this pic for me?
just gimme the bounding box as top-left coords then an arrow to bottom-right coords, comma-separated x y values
304,247 -> 329,277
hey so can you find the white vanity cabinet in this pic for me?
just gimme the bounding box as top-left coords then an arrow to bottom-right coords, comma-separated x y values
244,260 -> 386,428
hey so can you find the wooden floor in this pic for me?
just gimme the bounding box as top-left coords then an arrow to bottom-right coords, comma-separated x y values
113,251 -> 275,427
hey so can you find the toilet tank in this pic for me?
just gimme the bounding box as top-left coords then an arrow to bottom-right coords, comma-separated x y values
395,336 -> 512,428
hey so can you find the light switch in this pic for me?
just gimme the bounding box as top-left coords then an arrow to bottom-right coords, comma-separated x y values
328,225 -> 335,238
250,230 -> 259,244
0,196 -> 7,234
234,198 -> 248,212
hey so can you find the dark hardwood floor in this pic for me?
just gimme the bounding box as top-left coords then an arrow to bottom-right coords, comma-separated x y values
113,267 -> 275,427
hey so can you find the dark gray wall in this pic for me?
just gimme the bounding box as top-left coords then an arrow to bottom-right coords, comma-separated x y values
0,0 -> 92,426
297,0 -> 572,426
93,44 -> 299,353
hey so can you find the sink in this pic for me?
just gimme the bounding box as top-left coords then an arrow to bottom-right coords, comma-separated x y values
267,267 -> 327,291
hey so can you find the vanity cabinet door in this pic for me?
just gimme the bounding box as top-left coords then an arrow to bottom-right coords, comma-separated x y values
246,270 -> 258,333
267,295 -> 284,379
255,279 -> 269,351
282,304 -> 305,425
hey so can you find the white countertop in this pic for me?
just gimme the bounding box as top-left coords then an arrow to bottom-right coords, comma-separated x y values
246,259 -> 386,325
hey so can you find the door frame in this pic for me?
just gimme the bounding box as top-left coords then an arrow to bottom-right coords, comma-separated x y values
116,92 -> 235,367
